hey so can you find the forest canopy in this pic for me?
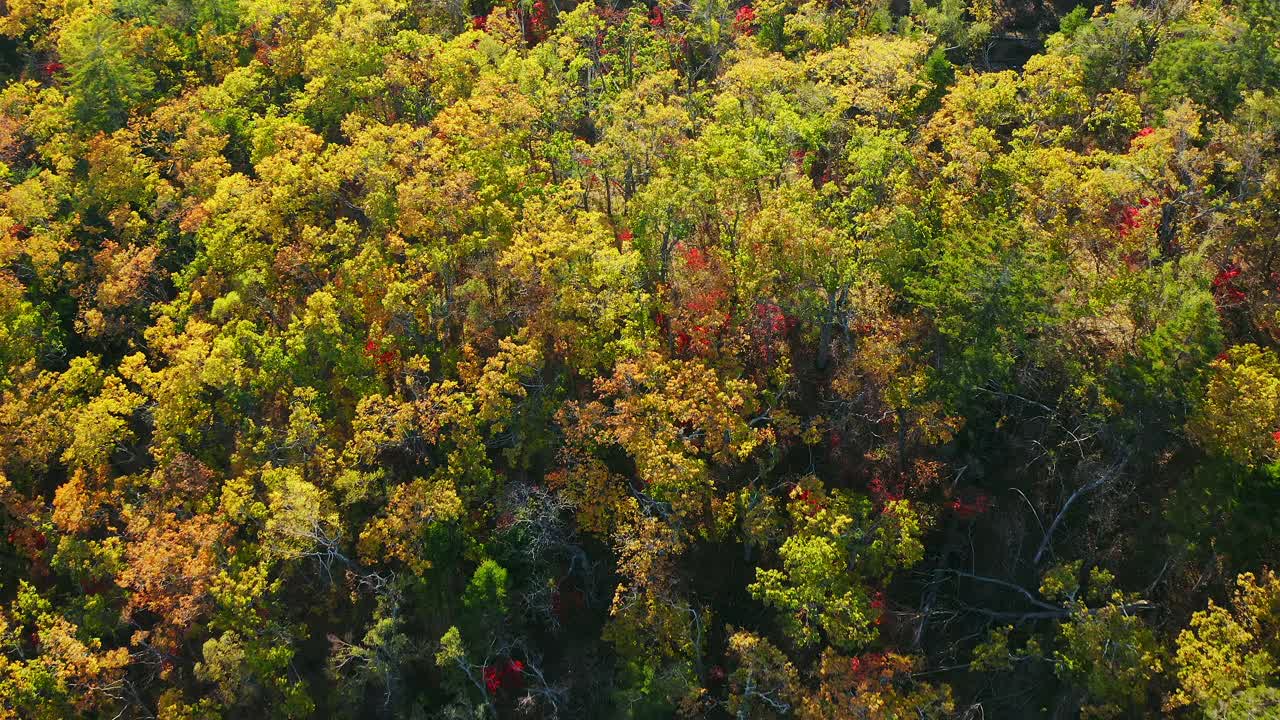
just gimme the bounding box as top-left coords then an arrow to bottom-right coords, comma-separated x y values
1,0 -> 1279,717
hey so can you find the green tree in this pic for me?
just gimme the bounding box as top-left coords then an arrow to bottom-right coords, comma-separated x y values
58,9 -> 155,131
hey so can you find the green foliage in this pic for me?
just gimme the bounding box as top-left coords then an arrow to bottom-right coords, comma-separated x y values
1054,595 -> 1164,719
749,478 -> 923,651
1147,0 -> 1280,115
461,559 -> 509,635
58,10 -> 156,131
1056,3 -> 1155,93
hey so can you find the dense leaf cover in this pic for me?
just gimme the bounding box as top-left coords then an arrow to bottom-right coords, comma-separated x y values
1,0 -> 1279,717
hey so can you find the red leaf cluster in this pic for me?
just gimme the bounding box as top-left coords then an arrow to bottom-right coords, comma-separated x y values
949,492 -> 991,519
364,337 -> 396,369
750,300 -> 792,363
867,476 -> 903,507
684,288 -> 725,316
672,286 -> 731,356
531,0 -> 549,34
870,590 -> 886,624
1117,197 -> 1157,238
754,301 -> 788,335
1212,265 -> 1246,307
483,658 -> 526,694
796,487 -> 824,515
6,527 -> 47,556
681,243 -> 709,272
675,330 -> 692,353
848,652 -> 886,677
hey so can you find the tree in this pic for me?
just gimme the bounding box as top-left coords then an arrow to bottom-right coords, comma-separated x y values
116,512 -> 227,652
748,477 -> 923,651
1052,571 -> 1164,719
58,9 -> 155,131
800,649 -> 954,720
1168,571 -> 1280,719
723,630 -> 800,719
196,630 -> 313,718
1187,344 -> 1280,468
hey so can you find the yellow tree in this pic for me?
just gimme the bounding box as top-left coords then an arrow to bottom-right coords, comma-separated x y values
1168,571 -> 1280,719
